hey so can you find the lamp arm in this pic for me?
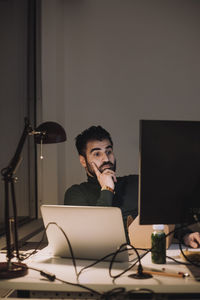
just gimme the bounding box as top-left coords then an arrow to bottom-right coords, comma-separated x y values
1,118 -> 33,178
1,118 -> 34,264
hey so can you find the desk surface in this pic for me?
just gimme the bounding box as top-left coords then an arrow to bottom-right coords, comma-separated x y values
0,244 -> 200,296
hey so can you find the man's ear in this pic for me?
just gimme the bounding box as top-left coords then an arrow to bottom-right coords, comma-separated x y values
79,155 -> 87,168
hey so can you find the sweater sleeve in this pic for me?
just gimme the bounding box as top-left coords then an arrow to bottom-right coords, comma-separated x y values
96,190 -> 114,206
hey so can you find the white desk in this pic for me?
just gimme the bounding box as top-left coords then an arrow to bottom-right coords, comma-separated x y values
0,244 -> 200,299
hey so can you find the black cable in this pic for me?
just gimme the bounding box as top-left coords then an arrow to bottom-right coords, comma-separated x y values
55,276 -> 101,295
15,223 -> 154,297
18,221 -> 150,285
155,222 -> 200,269
44,223 -> 141,281
166,255 -> 191,265
107,224 -> 200,281
100,287 -> 155,299
77,246 -> 135,279
19,222 -> 79,279
45,222 -> 79,279
178,239 -> 200,268
124,288 -> 155,299
19,225 -> 48,261
78,245 -> 150,281
164,221 -> 200,268
18,221 -> 145,283
108,243 -> 150,280
18,218 -> 196,281
165,223 -> 194,239
28,265 -> 155,299
109,243 -> 136,280
77,251 -> 116,279
28,265 -> 101,296
100,287 -> 126,299
19,218 -> 197,284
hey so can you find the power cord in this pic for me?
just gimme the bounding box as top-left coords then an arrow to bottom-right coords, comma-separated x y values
178,240 -> 200,268
19,221 -> 150,282
27,265 -> 101,296
165,222 -> 200,268
77,249 -> 123,279
99,287 -> 155,300
166,255 -> 191,265
18,222 -> 154,296
27,265 -> 155,299
109,243 -> 151,280
17,219 -> 198,287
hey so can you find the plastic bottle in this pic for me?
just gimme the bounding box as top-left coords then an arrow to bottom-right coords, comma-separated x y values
151,224 -> 166,264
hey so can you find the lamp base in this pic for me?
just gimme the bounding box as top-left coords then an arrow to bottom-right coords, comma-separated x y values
0,262 -> 28,279
128,272 -> 153,279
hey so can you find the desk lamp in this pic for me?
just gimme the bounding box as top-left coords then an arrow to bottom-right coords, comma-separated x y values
0,118 -> 66,279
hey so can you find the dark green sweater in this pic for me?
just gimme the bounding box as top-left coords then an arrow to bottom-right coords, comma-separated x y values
64,175 -> 139,241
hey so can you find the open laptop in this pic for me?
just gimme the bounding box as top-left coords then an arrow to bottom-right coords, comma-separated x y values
40,205 -> 129,262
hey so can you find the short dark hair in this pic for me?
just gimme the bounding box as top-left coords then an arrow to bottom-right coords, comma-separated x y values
75,126 -> 113,156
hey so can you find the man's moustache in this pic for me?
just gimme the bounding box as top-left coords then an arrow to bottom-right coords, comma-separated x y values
100,162 -> 114,169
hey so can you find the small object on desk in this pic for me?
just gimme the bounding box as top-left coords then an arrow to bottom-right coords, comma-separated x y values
40,270 -> 56,281
151,224 -> 166,264
178,272 -> 190,277
142,270 -> 188,278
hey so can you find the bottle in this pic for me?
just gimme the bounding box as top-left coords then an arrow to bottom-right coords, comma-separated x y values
151,224 -> 166,264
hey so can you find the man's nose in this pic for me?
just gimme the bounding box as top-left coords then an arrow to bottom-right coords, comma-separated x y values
102,152 -> 109,162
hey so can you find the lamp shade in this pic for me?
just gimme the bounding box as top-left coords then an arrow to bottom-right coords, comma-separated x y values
34,121 -> 67,144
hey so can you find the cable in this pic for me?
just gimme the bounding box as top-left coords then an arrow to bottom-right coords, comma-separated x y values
45,222 -> 79,278
18,219 -> 195,281
100,287 -> 155,300
77,246 -> 135,279
19,221 -> 145,283
165,223 -> 193,240
19,226 -> 48,261
27,265 -> 101,296
77,251 -> 117,279
78,244 -> 151,282
165,222 -> 200,268
20,222 -> 140,283
19,219 -> 196,285
19,222 -> 79,279
108,243 -> 150,280
28,265 -> 155,299
178,240 -> 200,268
166,255 -> 191,265
107,224 -> 198,281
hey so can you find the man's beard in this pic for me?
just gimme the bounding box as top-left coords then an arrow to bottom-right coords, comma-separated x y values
85,159 -> 116,178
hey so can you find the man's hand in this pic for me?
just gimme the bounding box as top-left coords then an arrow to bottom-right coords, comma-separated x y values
183,232 -> 200,248
92,162 -> 117,190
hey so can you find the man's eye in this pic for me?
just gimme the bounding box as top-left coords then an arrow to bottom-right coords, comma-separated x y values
94,152 -> 100,157
107,150 -> 112,155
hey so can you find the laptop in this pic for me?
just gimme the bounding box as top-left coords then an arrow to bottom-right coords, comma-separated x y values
40,205 -> 129,262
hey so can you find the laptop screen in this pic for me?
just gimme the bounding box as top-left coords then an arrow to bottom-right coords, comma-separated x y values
40,205 -> 129,261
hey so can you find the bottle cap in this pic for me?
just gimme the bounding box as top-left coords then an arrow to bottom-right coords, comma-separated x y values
153,224 -> 164,231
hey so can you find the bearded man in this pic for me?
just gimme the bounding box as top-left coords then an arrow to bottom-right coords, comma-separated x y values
64,126 -> 200,247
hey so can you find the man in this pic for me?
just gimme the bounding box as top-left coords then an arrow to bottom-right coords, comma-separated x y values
64,126 -> 200,248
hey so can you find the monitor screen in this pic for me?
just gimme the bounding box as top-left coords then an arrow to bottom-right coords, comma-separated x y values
139,120 -> 200,225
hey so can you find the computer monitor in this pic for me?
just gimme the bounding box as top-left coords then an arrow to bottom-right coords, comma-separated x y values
139,120 -> 200,225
